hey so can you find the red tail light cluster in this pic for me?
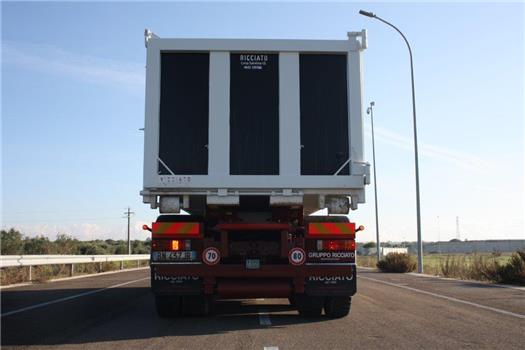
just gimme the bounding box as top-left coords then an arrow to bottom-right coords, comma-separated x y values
316,239 -> 355,251
151,239 -> 191,251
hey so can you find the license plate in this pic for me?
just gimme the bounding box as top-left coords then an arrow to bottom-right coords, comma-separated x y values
246,259 -> 260,269
152,251 -> 197,262
167,251 -> 196,260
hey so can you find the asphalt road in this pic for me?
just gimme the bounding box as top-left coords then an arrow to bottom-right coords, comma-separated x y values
1,268 -> 524,349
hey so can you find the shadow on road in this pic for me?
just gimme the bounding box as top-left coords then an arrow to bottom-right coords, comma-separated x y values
1,287 -> 328,346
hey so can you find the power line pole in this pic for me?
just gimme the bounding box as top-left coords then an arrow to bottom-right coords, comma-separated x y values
123,207 -> 135,254
456,216 -> 460,240
437,216 -> 441,254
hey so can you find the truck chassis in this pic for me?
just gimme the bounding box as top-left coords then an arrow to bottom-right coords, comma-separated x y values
145,204 -> 360,318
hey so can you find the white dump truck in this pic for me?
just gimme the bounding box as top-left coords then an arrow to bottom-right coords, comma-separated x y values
141,29 -> 369,318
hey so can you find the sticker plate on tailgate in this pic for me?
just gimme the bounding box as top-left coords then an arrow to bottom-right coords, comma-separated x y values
245,259 -> 260,269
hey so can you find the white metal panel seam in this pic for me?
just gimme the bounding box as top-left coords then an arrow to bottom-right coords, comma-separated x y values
347,38 -> 365,164
143,42 -> 161,187
208,52 -> 230,176
278,52 -> 301,176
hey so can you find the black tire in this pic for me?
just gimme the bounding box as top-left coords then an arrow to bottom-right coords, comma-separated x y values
303,216 -> 349,223
288,296 -> 296,307
324,296 -> 351,318
155,295 -> 181,318
182,295 -> 210,316
296,295 -> 323,317
156,215 -> 203,223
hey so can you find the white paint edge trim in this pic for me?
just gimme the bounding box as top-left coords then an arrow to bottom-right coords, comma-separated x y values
0,267 -> 149,290
1,277 -> 149,317
360,276 -> 525,320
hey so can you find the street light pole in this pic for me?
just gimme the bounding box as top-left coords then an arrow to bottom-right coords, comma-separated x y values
359,10 -> 423,272
367,101 -> 381,263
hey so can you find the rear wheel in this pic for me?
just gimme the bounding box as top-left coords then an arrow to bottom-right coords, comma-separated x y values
296,295 -> 323,317
155,295 -> 181,318
324,296 -> 351,318
182,295 -> 210,316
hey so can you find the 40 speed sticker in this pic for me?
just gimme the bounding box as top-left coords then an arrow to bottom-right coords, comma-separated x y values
203,247 -> 221,265
289,247 -> 306,266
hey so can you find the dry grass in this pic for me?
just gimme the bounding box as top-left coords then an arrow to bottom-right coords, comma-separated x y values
358,251 -> 525,285
357,255 -> 377,268
1,260 -> 149,286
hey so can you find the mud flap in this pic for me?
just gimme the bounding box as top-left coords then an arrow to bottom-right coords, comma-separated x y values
305,267 -> 356,296
151,267 -> 203,296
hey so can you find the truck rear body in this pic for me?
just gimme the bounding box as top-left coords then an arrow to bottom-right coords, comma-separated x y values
141,30 -> 369,317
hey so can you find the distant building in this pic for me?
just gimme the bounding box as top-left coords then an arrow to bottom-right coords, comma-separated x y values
409,240 -> 525,254
356,247 -> 408,256
381,247 -> 408,256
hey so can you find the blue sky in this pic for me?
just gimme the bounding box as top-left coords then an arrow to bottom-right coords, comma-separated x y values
1,1 -> 523,243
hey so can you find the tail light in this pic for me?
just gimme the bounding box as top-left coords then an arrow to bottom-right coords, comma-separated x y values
317,239 -> 355,251
151,239 -> 191,251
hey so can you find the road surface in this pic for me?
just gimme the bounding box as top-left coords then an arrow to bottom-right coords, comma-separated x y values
2,268 -> 524,349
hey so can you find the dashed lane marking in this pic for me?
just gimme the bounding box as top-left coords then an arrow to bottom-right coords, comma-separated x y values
361,276 -> 525,320
1,277 -> 149,317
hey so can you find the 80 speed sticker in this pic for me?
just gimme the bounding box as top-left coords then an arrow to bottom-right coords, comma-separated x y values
202,247 -> 221,265
289,247 -> 306,266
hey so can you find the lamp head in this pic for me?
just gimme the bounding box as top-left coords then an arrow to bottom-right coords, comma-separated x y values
359,10 -> 376,18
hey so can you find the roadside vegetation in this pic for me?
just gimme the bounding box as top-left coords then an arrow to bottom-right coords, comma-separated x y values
427,251 -> 525,285
377,253 -> 416,273
357,250 -> 525,286
1,228 -> 151,285
1,228 -> 150,255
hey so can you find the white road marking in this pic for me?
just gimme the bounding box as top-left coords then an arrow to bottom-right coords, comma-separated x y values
360,276 -> 525,320
1,277 -> 149,317
263,347 -> 279,350
258,310 -> 272,326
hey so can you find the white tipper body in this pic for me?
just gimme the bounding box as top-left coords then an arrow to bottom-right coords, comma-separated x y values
141,30 -> 369,214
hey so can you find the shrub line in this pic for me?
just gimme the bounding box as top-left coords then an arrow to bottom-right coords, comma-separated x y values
0,266 -> 149,290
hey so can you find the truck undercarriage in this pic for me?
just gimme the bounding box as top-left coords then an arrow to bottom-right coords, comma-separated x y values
145,198 -> 360,318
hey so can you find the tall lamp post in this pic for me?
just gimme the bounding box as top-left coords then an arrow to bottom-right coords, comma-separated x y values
359,9 -> 423,273
367,101 -> 381,263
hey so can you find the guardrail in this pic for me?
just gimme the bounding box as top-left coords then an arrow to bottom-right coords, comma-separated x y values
0,254 -> 150,282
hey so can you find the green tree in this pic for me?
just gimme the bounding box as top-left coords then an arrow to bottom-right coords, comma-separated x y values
54,234 -> 78,254
1,228 -> 24,255
363,241 -> 377,249
79,243 -> 108,255
114,245 -> 128,254
23,236 -> 52,254
132,240 -> 150,254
